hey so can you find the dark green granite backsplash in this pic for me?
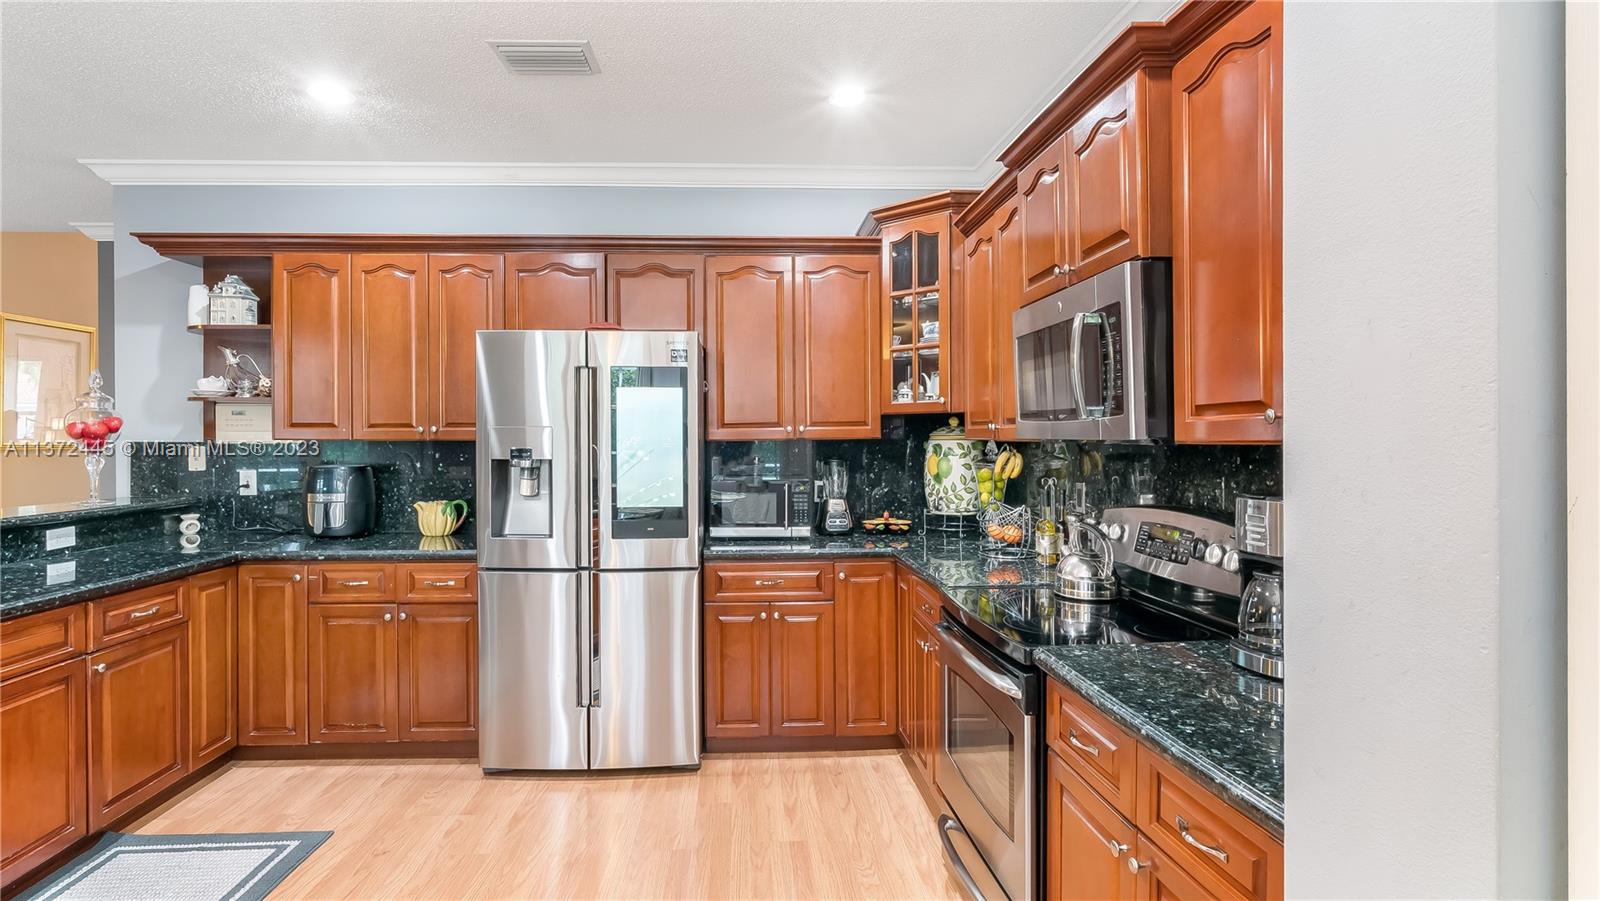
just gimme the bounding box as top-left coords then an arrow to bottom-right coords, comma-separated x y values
128,441 -> 475,534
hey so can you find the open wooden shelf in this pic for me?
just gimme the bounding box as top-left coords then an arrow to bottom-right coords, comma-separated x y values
186,395 -> 273,404
186,323 -> 271,335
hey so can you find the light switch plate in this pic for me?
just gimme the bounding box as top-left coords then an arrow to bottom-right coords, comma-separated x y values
44,525 -> 76,551
238,469 -> 258,496
46,560 -> 76,584
187,444 -> 207,471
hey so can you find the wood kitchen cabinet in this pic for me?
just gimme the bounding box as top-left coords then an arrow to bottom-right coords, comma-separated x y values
273,252 -> 353,438
506,252 -> 605,330
877,206 -> 963,414
1172,0 -> 1283,443
895,570 -> 943,784
959,194 -> 1027,440
87,625 -> 188,831
769,601 -> 835,737
703,601 -> 771,738
428,254 -> 504,440
187,568 -> 237,769
1067,71 -> 1172,281
1047,750 -> 1137,901
894,569 -> 914,749
607,253 -> 703,330
238,564 -> 308,746
793,255 -> 880,439
1019,138 -> 1071,303
308,603 -> 399,743
351,253 -> 429,439
398,602 -> 478,741
834,561 -> 896,737
0,657 -> 88,888
705,255 -> 794,439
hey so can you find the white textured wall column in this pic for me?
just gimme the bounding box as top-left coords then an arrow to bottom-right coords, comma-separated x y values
1283,2 -> 1565,897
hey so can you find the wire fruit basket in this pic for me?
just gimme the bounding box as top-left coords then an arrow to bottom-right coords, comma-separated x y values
979,502 -> 1034,559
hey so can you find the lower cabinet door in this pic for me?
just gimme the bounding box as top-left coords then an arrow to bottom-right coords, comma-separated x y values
398,603 -> 477,741
187,568 -> 237,768
834,561 -> 897,736
0,658 -> 88,887
703,602 -> 770,738
1046,749 -> 1137,900
1133,833 -> 1220,901
895,570 -> 914,747
238,564 -> 308,746
308,604 -> 398,743
88,626 -> 188,831
769,601 -> 835,737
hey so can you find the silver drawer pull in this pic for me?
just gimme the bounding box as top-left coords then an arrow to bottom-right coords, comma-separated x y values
1067,729 -> 1101,757
340,580 -> 370,587
424,580 -> 458,587
752,579 -> 783,587
1176,816 -> 1229,862
127,605 -> 162,619
383,612 -> 393,622
93,663 -> 107,674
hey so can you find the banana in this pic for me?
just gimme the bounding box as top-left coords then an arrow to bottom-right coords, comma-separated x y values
1007,448 -> 1023,479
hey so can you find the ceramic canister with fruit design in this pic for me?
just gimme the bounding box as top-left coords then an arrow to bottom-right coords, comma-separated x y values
923,417 -> 984,514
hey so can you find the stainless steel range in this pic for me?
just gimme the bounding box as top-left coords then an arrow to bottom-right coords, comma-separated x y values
933,506 -> 1243,901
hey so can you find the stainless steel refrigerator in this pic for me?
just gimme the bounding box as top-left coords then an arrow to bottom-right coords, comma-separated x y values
476,329 -> 701,771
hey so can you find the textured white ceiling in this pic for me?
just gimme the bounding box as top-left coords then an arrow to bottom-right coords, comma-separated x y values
0,1 -> 1166,230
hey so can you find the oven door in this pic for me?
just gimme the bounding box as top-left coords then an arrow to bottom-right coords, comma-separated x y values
935,621 -> 1036,901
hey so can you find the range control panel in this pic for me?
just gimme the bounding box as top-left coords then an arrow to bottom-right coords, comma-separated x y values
1134,522 -> 1195,564
1100,506 -> 1243,598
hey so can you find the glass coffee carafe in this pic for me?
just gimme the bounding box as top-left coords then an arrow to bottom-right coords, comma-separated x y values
1231,570 -> 1284,679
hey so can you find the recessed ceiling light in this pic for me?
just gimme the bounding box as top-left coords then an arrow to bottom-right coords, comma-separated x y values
305,76 -> 355,110
829,84 -> 866,108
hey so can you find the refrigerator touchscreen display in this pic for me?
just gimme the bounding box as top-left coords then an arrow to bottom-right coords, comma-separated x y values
610,366 -> 689,538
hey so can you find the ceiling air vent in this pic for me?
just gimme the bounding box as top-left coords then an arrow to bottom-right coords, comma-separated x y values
489,40 -> 599,76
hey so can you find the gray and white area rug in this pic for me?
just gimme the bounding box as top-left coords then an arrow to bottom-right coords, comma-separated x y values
19,831 -> 332,901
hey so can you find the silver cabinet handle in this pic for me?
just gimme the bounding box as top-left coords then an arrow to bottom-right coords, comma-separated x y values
753,579 -> 783,587
837,572 -> 846,581
798,425 -> 806,433
759,611 -> 767,620
128,605 -> 162,619
774,611 -> 782,620
382,612 -> 393,622
399,611 -> 408,621
1264,407 -> 1279,424
1067,729 -> 1102,757
424,580 -> 457,587
93,663 -> 107,673
1127,857 -> 1147,874
341,580 -> 370,587
1176,816 -> 1229,862
415,426 -> 423,433
291,573 -> 302,582
784,425 -> 793,433
1108,839 -> 1129,858
430,425 -> 439,433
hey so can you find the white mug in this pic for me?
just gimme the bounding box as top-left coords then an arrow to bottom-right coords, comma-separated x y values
187,285 -> 210,326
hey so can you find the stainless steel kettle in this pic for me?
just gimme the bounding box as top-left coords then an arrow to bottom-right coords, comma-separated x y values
1054,516 -> 1117,601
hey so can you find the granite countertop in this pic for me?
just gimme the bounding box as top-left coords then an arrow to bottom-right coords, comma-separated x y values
0,496 -> 199,528
1,531 -> 475,621
706,532 -> 1058,596
1034,641 -> 1284,836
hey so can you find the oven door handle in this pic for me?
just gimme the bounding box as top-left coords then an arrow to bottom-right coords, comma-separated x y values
937,624 -> 1023,701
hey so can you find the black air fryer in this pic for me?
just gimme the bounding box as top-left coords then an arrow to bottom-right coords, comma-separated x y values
303,464 -> 376,537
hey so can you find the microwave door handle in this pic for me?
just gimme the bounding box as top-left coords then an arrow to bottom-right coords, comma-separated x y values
1068,311 -> 1088,418
1084,310 -> 1111,418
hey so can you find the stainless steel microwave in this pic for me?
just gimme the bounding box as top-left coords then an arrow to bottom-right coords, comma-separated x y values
1012,259 -> 1171,441
708,476 -> 813,538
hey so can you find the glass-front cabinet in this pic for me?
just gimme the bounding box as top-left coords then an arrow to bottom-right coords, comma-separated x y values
880,209 -> 957,413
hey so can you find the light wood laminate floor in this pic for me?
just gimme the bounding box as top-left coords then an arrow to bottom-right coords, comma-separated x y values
129,751 -> 963,900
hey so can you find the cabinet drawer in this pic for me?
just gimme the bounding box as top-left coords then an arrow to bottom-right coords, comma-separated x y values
1046,679 -> 1138,817
309,564 -> 397,601
705,562 -> 834,601
399,564 -> 477,602
89,582 -> 186,651
1136,746 -> 1283,901
0,604 -> 87,681
909,578 -> 942,626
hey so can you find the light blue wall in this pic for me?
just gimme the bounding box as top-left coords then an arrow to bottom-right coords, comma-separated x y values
110,182 -> 916,444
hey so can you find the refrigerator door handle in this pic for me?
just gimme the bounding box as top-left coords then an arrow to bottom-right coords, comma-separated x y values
590,571 -> 602,707
576,573 -> 592,708
576,365 -> 598,568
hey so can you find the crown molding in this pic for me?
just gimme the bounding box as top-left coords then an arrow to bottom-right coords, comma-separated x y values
132,232 -> 883,258
79,159 -> 991,191
68,222 -> 114,241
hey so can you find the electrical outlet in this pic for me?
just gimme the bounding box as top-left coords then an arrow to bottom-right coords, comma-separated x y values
45,526 -> 76,551
238,469 -> 258,496
187,444 -> 207,471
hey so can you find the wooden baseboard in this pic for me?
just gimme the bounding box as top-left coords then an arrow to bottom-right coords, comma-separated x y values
704,734 -> 902,754
232,740 -> 478,760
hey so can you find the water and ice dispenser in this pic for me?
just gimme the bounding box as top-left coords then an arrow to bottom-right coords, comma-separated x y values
487,428 -> 554,539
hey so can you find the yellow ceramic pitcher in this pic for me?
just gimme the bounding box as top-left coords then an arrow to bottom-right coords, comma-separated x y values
414,499 -> 468,537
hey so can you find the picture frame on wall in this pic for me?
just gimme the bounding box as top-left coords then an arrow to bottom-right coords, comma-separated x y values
1,314 -> 97,447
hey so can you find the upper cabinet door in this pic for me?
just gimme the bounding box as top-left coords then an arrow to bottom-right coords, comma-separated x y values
882,213 -> 954,415
1019,138 -> 1071,302
705,256 -> 794,440
272,253 -> 351,439
961,224 -> 998,437
992,201 -> 1024,440
351,254 -> 428,439
1068,72 -> 1171,281
1172,2 -> 1282,443
506,252 -> 603,330
794,254 -> 879,439
428,254 -> 504,440
607,254 -> 704,331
